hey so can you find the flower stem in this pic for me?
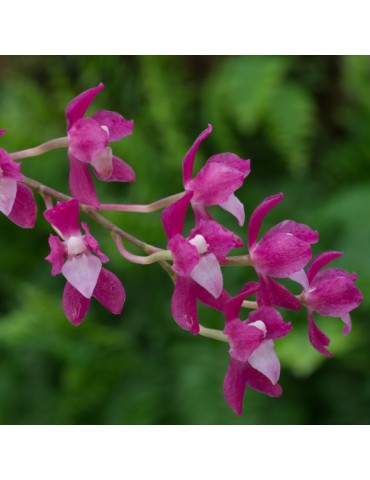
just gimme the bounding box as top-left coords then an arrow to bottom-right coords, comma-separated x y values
113,234 -> 173,265
99,192 -> 185,213
242,300 -> 258,309
198,325 -> 229,343
10,137 -> 69,160
225,255 -> 252,267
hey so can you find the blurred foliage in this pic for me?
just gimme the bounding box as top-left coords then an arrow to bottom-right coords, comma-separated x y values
0,55 -> 369,424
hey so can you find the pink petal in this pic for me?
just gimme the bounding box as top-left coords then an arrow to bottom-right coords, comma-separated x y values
289,269 -> 309,291
219,193 -> 245,226
248,340 -> 280,385
68,117 -> 109,163
0,177 -> 17,216
90,147 -> 113,180
207,153 -> 251,177
246,363 -> 282,397
168,234 -> 199,276
307,251 -> 343,283
0,129 -> 6,136
264,220 -> 319,244
223,359 -> 249,416
93,268 -> 125,314
62,254 -> 102,299
81,222 -> 109,263
247,307 -> 292,340
92,109 -> 134,141
308,311 -> 332,357
189,253 -> 223,298
45,234 -> 66,275
247,193 -> 284,249
251,232 -> 312,278
7,183 -> 37,228
182,124 -> 212,185
195,286 -> 231,312
171,276 -> 199,334
223,282 -> 259,322
188,162 -> 246,206
225,320 -> 265,362
341,313 -> 352,336
94,156 -> 135,183
63,281 -> 91,326
162,192 -> 193,239
190,219 -> 243,263
66,83 -> 104,130
69,155 -> 100,208
0,149 -> 23,181
44,198 -> 81,239
267,277 -> 301,310
308,268 -> 363,318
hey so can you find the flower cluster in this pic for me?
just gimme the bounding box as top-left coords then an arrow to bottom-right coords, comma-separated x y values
0,84 -> 363,416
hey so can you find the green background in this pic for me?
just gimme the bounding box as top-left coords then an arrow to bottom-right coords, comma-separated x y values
0,56 -> 368,424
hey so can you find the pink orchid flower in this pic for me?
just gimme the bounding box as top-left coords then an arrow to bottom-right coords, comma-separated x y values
0,131 -> 37,228
248,193 -> 318,309
44,199 -> 125,325
66,83 -> 135,207
162,191 -> 242,334
222,283 -> 292,415
290,251 -> 363,357
167,124 -> 250,227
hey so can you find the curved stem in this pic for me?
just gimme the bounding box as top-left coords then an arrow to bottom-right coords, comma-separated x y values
113,234 -> 173,265
199,325 -> 229,343
99,192 -> 185,213
10,137 -> 69,160
225,255 -> 252,267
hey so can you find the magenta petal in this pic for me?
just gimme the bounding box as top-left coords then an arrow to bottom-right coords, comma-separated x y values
0,150 -> 23,181
223,282 -> 259,322
62,254 -> 102,299
207,153 -> 251,177
45,234 -> 66,275
190,219 -> 243,263
223,359 -> 249,416
251,232 -> 312,278
248,193 -> 284,249
0,129 -> 6,137
225,320 -> 265,362
182,124 -> 212,185
248,340 -> 280,385
66,83 -> 104,130
0,177 -> 17,216
341,313 -> 352,336
308,311 -> 332,357
93,268 -> 125,314
171,276 -> 199,334
92,110 -> 134,141
68,117 -> 109,163
307,251 -> 343,283
63,282 -> 91,326
168,234 -> 199,276
81,222 -> 109,263
162,191 -> 193,239
69,155 -> 100,208
189,253 -> 223,298
189,162 -> 246,206
44,198 -> 80,239
248,307 -> 292,340
264,220 -> 319,244
8,183 -> 37,228
308,268 -> 363,317
219,193 -> 245,226
95,156 -> 135,183
90,147 -> 113,180
267,278 -> 301,310
246,363 -> 282,397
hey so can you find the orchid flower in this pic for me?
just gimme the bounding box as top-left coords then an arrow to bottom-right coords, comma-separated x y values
0,131 -> 37,228
290,251 -> 363,357
167,124 -> 250,227
66,83 -> 135,207
222,283 -> 292,415
248,193 -> 318,309
44,199 -> 125,325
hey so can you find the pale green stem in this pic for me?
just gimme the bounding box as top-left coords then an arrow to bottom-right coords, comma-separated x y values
113,234 -> 173,265
10,137 -> 69,160
198,325 -> 229,343
242,300 -> 258,309
225,255 -> 252,266
99,192 -> 186,213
